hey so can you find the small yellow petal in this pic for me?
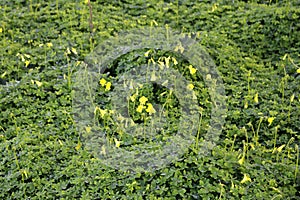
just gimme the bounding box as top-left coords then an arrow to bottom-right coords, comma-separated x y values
151,20 -> 158,26
144,50 -> 151,57
114,138 -> 121,148
46,42 -> 53,48
282,53 -> 288,61
277,144 -> 285,153
254,93 -> 259,103
25,60 -> 30,67
290,94 -> 295,102
172,57 -> 178,65
35,80 -> 43,87
267,117 -> 275,126
187,83 -> 194,90
94,106 -> 107,118
136,105 -> 145,113
130,94 -> 137,102
85,126 -> 91,133
20,55 -> 25,62
1,71 -> 7,78
297,68 -> 300,74
139,96 -> 148,105
76,61 -> 81,66
244,100 -> 248,109
188,65 -> 197,75
158,61 -> 164,69
99,109 -> 107,118
241,174 -> 251,184
164,56 -> 170,68
148,57 -> 155,65
99,78 -> 107,87
174,44 -> 184,53
146,103 -> 156,115
105,82 -> 111,91
24,54 -> 31,58
58,139 -> 63,145
75,142 -> 81,151
66,47 -> 71,55
238,156 -> 245,165
71,47 -> 77,55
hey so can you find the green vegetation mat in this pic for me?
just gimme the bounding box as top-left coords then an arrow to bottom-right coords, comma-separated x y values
0,0 -> 299,199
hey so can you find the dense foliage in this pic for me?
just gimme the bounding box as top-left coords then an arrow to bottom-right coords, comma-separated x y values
0,0 -> 299,199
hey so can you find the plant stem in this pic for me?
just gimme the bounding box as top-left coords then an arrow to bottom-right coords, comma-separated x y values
195,110 -> 203,150
295,144 -> 299,185
88,0 -> 94,34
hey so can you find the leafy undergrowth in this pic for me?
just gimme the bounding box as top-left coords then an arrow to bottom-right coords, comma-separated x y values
0,0 -> 299,199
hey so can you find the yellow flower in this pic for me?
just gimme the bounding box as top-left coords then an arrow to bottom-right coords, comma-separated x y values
17,53 -> 25,62
174,43 -> 184,53
158,60 -> 164,69
146,103 -> 156,115
290,93 -> 295,102
99,78 -> 107,87
148,57 -> 155,65
267,117 -> 275,126
25,60 -> 30,67
254,93 -> 259,103
66,47 -> 71,55
85,126 -> 91,133
130,93 -> 137,102
144,50 -> 151,57
114,138 -> 121,148
105,82 -> 111,91
139,96 -> 148,105
240,174 -> 251,184
75,142 -> 81,151
297,68 -> 300,74
76,61 -> 81,66
172,57 -> 178,65
151,19 -> 158,26
0,27 -> 2,33
238,156 -> 245,165
188,65 -> 197,75
46,42 -> 53,48
94,106 -> 107,118
277,144 -> 285,153
136,105 -> 145,113
99,109 -> 107,118
187,83 -> 194,90
1,71 -> 7,78
35,80 -> 43,87
164,56 -> 170,68
71,47 -> 78,55
24,54 -> 31,58
211,3 -> 218,12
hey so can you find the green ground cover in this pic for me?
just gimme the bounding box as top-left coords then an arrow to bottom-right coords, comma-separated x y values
0,0 -> 299,199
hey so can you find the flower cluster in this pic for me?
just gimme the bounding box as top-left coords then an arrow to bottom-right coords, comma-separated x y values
132,95 -> 156,115
99,78 -> 112,91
